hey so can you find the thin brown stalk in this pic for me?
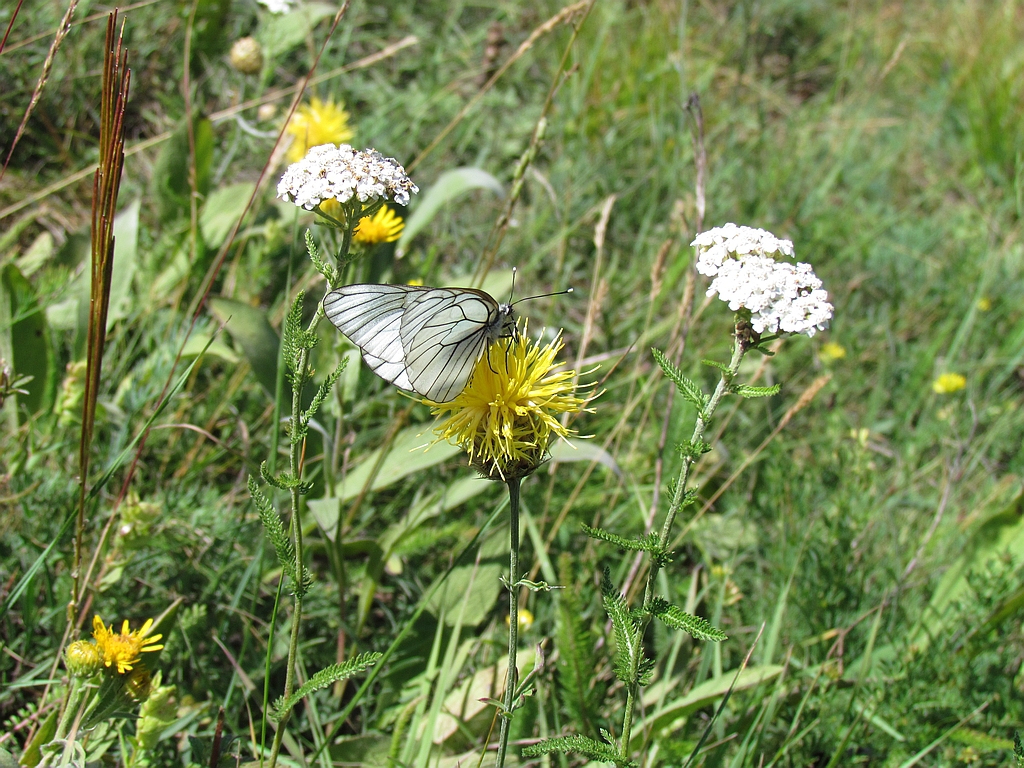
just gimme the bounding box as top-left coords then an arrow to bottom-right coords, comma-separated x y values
408,0 -> 590,174
0,0 -> 25,54
72,11 -> 129,611
0,34 -> 415,222
0,0 -> 79,182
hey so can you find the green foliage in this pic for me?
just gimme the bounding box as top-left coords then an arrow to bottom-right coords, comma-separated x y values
1015,731 -> 1024,767
522,734 -> 634,767
731,383 -> 781,399
601,569 -> 648,688
651,347 -> 709,418
281,290 -> 317,384
305,230 -> 336,286
248,476 -> 310,596
554,554 -> 603,737
271,652 -> 382,721
649,597 -> 727,641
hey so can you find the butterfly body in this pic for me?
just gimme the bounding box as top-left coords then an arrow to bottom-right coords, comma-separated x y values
323,284 -> 515,402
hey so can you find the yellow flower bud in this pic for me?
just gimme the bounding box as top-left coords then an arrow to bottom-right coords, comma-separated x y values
65,640 -> 103,677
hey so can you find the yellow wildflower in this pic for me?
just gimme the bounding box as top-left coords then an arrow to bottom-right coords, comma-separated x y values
425,327 -> 590,480
506,607 -> 535,632
977,297 -> 992,312
353,207 -> 405,244
285,98 -> 354,163
819,341 -> 846,362
932,373 -> 966,394
65,640 -> 103,677
92,615 -> 164,674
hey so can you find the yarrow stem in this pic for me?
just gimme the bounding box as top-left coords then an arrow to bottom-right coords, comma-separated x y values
495,477 -> 522,768
621,331 -> 747,755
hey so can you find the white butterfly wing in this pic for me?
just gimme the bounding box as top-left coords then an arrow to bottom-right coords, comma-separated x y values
323,284 -> 509,402
400,289 -> 499,402
323,285 -> 420,391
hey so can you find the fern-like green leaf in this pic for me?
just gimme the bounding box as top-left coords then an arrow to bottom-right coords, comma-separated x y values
582,524 -> 664,559
650,597 -> 727,641
732,383 -> 781,398
522,734 -> 632,766
701,358 -> 731,372
281,292 -> 305,381
248,477 -> 296,585
271,652 -> 381,721
651,347 -> 709,417
677,440 -> 711,461
305,230 -> 337,285
601,569 -> 641,685
303,357 -> 347,425
1015,731 -> 1024,767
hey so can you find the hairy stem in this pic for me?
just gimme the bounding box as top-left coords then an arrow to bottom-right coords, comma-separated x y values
266,223 -> 342,766
619,330 -> 746,755
495,476 -> 522,768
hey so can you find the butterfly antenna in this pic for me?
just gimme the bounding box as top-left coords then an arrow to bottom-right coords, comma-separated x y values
507,266 -> 517,304
512,286 -> 573,306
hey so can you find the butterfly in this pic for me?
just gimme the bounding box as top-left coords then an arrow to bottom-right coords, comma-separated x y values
323,284 -> 517,403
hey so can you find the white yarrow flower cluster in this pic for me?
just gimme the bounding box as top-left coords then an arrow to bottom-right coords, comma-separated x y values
692,224 -> 833,337
277,144 -> 419,211
257,0 -> 295,13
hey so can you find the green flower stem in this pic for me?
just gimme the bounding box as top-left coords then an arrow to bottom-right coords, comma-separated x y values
619,331 -> 746,757
267,213 -> 351,768
50,676 -> 86,745
495,476 -> 522,768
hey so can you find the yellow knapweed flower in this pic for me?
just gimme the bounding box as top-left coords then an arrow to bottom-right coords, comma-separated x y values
353,207 -> 404,244
932,373 -> 966,394
819,341 -> 846,362
285,98 -> 354,163
425,328 -> 590,480
92,615 -> 164,674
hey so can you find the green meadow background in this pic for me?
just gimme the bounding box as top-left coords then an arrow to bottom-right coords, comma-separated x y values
3,0 -> 1024,765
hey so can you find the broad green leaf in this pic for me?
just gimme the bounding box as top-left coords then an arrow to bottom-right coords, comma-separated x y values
432,646 -> 536,743
1,264 -> 54,419
199,182 -> 256,248
153,118 -> 214,220
632,665 -> 785,752
259,3 -> 337,58
108,198 -> 140,328
14,230 -> 54,277
395,168 -> 505,258
905,484 -> 1024,656
426,561 -> 503,627
549,438 -> 622,476
208,297 -> 279,397
331,424 -> 460,500
180,332 -> 239,364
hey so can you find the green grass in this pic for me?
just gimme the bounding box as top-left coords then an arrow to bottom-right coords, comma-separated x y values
3,0 -> 1024,766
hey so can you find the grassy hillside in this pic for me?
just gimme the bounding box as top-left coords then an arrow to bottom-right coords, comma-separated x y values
2,1 -> 1024,766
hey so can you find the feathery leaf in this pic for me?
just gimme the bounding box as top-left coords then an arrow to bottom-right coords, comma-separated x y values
650,597 -> 727,641
271,652 -> 381,721
651,347 -> 709,417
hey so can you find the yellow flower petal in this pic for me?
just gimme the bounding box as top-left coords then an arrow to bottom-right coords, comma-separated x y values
353,207 -> 405,244
92,614 -> 164,675
285,97 -> 354,163
424,326 -> 592,480
932,373 -> 966,394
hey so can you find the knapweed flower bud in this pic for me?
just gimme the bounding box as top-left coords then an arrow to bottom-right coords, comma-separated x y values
229,37 -> 263,75
65,640 -> 103,677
